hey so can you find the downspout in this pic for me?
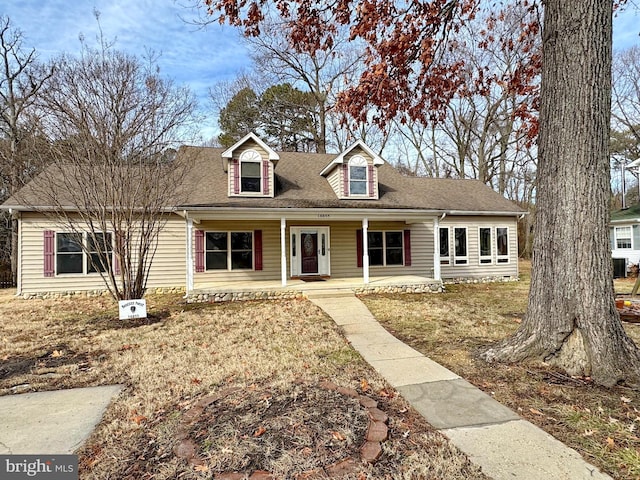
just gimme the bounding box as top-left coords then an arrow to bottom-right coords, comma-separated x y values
433,215 -> 441,282
184,212 -> 194,297
11,209 -> 21,296
281,217 -> 287,287
363,218 -> 369,284
517,213 -> 525,278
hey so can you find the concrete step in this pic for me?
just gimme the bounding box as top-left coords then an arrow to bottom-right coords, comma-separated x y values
304,289 -> 355,299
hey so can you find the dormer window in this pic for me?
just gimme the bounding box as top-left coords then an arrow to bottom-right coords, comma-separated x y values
319,140 -> 382,199
240,150 -> 262,193
349,155 -> 368,195
222,133 -> 279,198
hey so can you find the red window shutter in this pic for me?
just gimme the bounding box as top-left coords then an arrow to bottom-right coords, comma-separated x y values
195,230 -> 205,273
233,158 -> 240,194
368,165 -> 375,197
262,161 -> 269,195
254,230 -> 263,270
356,229 -> 363,268
343,164 -> 349,196
44,230 -> 55,277
404,229 -> 412,266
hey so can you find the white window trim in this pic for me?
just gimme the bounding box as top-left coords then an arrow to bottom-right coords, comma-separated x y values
239,149 -> 263,195
478,227 -> 493,265
348,155 -> 369,197
205,230 -> 255,272
615,226 -> 632,250
453,227 -> 468,266
496,226 -> 510,264
55,231 -> 113,276
439,227 -> 451,265
368,230 -> 405,267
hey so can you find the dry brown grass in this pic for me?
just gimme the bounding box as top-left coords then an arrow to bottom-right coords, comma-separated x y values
0,289 -> 486,479
362,260 -> 640,480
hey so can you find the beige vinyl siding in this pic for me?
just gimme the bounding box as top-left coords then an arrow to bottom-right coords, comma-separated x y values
194,219 -> 435,283
228,141 -> 274,198
440,216 -> 518,279
194,220 -> 282,283
405,221 -> 435,278
19,212 -> 186,294
144,215 -> 187,288
326,166 -> 342,198
290,220 -> 433,278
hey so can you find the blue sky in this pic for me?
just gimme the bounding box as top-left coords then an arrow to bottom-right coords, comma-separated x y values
3,0 -> 249,140
3,1 -> 640,142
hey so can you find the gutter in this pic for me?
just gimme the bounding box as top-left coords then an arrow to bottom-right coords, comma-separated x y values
1,205 -> 178,213
177,206 -> 526,216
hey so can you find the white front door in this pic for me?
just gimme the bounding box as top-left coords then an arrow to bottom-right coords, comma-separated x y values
290,227 -> 330,276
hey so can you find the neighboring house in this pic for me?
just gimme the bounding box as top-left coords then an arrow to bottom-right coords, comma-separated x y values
2,133 -> 525,298
611,204 -> 640,274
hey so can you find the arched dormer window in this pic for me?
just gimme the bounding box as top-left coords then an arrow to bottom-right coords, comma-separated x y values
348,155 -> 368,195
240,149 -> 262,193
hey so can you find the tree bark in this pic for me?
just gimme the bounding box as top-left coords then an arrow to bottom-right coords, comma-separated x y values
482,0 -> 640,387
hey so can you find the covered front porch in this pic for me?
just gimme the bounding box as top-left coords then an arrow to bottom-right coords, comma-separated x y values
179,208 -> 446,299
187,274 -> 443,303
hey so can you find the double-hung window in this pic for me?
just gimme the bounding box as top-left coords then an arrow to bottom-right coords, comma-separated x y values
56,232 -> 112,274
206,231 -> 254,270
479,228 -> 492,264
454,227 -> 468,265
87,233 -> 113,273
240,150 -> 262,193
349,155 -> 368,195
56,233 -> 83,274
496,227 -> 509,263
368,231 -> 404,266
439,227 -> 450,265
616,226 -> 632,249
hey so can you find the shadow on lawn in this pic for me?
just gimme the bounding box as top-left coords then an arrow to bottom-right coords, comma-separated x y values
76,309 -> 171,333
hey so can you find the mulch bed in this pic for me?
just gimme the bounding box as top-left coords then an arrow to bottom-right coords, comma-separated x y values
174,381 -> 390,479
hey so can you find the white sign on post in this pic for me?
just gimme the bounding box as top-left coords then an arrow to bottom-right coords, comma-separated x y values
118,299 -> 147,320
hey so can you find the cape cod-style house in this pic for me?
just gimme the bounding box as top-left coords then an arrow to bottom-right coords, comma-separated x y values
2,133 -> 524,299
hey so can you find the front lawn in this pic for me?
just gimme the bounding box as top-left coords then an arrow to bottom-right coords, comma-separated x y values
0,290 -> 485,479
361,261 -> 640,480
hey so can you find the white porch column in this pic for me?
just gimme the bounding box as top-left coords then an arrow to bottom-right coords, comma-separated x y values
281,217 -> 287,286
433,216 -> 441,281
362,217 -> 370,284
185,215 -> 194,294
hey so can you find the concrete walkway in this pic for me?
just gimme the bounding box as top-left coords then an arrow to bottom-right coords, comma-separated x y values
308,290 -> 612,480
0,385 -> 122,454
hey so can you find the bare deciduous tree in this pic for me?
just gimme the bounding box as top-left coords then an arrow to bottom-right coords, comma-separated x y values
612,45 -> 640,155
18,43 -> 198,300
0,16 -> 53,278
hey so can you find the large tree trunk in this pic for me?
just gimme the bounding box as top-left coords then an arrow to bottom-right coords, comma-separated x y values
482,0 -> 640,387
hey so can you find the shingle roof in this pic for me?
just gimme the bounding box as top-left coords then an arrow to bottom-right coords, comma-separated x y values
611,204 -> 640,222
178,146 -> 523,213
2,145 -> 524,214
